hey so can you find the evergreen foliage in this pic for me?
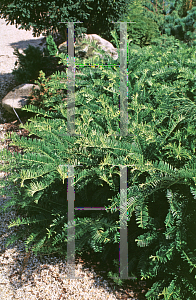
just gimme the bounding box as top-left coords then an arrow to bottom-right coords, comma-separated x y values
163,6 -> 196,46
12,45 -> 49,84
27,34 -> 121,112
0,28 -> 196,298
118,1 -> 196,47
141,0 -> 196,46
114,0 -> 161,47
43,35 -> 58,56
12,44 -> 60,84
1,2 -> 196,297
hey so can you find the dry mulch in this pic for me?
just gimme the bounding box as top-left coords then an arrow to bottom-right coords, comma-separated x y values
3,115 -> 41,155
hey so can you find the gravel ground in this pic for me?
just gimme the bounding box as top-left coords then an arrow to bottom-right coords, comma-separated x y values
0,17 -> 46,74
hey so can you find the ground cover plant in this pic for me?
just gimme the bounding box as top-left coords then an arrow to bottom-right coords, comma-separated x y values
0,27 -> 196,300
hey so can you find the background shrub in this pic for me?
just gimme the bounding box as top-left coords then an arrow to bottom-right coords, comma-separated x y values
0,0 -> 129,44
12,45 -> 48,84
43,35 -> 58,56
12,44 -> 63,85
114,0 -> 161,48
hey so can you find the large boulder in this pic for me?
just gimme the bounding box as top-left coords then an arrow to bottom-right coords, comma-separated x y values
1,83 -> 40,115
58,33 -> 118,60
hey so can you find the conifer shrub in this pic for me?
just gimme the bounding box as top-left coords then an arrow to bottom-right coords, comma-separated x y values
43,35 -> 58,56
12,45 -> 48,84
0,31 -> 196,299
12,44 -> 61,85
114,0 -> 161,48
27,33 -> 121,115
162,6 -> 196,46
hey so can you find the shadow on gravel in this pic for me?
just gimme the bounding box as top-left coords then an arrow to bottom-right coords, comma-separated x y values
0,33 -> 66,124
9,37 -> 46,52
0,33 -> 45,123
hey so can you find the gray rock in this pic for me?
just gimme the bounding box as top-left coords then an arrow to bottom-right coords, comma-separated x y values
1,83 -> 40,115
58,41 -> 68,54
58,33 -> 118,60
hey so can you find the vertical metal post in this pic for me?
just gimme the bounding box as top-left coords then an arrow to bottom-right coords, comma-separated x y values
111,21 -> 135,280
120,22 -> 128,137
58,21 -> 83,279
119,165 -> 128,279
67,22 -> 75,136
